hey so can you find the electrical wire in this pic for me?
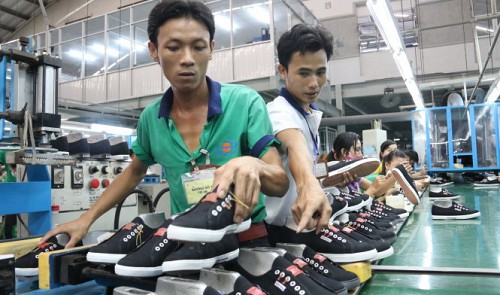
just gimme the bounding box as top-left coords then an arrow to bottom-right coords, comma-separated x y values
113,188 -> 153,230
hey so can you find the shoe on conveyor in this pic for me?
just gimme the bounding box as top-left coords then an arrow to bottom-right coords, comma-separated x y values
432,201 -> 480,220
87,213 -> 165,264
167,189 -> 251,243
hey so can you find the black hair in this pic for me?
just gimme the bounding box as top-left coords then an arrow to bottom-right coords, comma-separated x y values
381,149 -> 408,175
277,23 -> 334,70
148,0 -> 215,48
328,132 -> 360,161
405,150 -> 419,164
379,140 -> 397,160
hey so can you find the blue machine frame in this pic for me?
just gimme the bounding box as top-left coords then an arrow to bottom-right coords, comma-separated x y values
412,103 -> 500,172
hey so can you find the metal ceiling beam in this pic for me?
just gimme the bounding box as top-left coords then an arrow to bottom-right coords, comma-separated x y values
0,23 -> 16,32
0,5 -> 31,20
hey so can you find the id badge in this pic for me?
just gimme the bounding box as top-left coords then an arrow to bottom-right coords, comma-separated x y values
314,161 -> 328,179
182,167 -> 216,204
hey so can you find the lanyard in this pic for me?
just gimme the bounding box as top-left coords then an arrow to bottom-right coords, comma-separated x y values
279,88 -> 320,162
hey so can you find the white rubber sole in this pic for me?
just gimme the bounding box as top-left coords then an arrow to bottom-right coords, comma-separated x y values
86,252 -> 125,264
321,248 -> 377,263
370,246 -> 394,261
432,212 -> 481,220
114,264 -> 163,277
167,219 -> 251,242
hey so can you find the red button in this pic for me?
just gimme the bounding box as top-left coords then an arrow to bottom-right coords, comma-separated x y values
90,178 -> 100,189
102,179 -> 110,188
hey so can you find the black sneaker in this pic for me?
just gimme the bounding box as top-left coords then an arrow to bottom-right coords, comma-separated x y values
326,187 -> 364,212
258,247 -> 347,295
155,276 -> 223,295
333,223 -> 394,261
321,158 -> 380,187
346,187 -> 372,208
167,190 -> 251,242
392,164 -> 420,205
235,248 -> 339,295
267,219 -> 377,263
354,212 -> 395,231
432,202 -> 481,220
162,234 -> 239,273
345,217 -> 396,244
429,177 -> 453,186
429,188 -> 460,200
276,243 -> 360,290
114,219 -> 179,277
326,192 -> 349,222
199,268 -> 268,295
371,201 -> 409,219
473,177 -> 500,187
15,236 -> 64,276
87,215 -> 161,264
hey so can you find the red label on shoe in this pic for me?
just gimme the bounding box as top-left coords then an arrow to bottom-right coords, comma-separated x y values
314,253 -> 327,263
356,217 -> 366,223
293,258 -> 308,268
247,286 -> 267,295
286,265 -> 304,276
342,227 -> 353,234
154,228 -> 168,237
122,222 -> 135,230
202,192 -> 218,203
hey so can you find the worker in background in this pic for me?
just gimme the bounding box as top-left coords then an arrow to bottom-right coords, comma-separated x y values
41,0 -> 289,248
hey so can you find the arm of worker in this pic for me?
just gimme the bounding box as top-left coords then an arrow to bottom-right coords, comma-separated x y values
213,146 -> 289,224
364,174 -> 397,197
40,156 -> 148,248
279,129 -> 331,233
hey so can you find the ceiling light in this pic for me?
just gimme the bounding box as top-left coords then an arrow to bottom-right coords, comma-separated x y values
367,0 -> 425,110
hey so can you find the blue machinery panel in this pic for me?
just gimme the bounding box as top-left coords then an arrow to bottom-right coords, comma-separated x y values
412,103 -> 500,172
0,165 -> 52,235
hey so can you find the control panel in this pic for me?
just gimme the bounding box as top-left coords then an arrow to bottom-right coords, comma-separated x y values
50,159 -> 135,212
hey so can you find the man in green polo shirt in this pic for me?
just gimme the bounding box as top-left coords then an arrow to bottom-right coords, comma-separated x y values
42,0 -> 288,248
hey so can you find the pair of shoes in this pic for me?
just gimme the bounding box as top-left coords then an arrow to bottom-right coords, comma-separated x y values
429,188 -> 460,200
235,248 -> 347,294
255,247 -> 348,294
321,158 -> 380,187
391,164 -> 420,205
473,176 -> 500,187
15,234 -> 76,276
87,213 -> 165,264
267,217 -> 377,263
326,191 -> 349,222
276,243 -> 360,290
89,189 -> 248,277
432,202 -> 480,220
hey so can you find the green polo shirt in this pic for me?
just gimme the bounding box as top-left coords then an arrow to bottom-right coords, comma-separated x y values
132,77 -> 279,223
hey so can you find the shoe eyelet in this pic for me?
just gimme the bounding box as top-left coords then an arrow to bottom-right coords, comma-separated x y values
155,246 -> 160,251
211,209 -> 218,216
163,239 -> 168,243
290,280 -> 296,287
274,269 -> 280,275
127,235 -> 131,239
123,238 -> 128,242
131,232 -> 136,236
216,205 -> 222,212
35,255 -> 39,258
159,243 -> 164,247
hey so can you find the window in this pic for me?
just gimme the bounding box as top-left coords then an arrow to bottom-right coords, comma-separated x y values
85,33 -> 105,76
208,0 -> 231,50
60,39 -> 83,82
132,21 -> 151,66
472,0 -> 499,37
358,9 -> 417,53
231,0 -> 270,46
107,26 -> 131,72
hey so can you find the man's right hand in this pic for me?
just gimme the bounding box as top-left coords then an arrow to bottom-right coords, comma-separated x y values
39,216 -> 91,249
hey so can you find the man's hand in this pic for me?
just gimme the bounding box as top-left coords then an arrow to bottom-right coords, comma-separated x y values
212,156 -> 266,224
292,181 -> 331,233
39,215 -> 92,249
